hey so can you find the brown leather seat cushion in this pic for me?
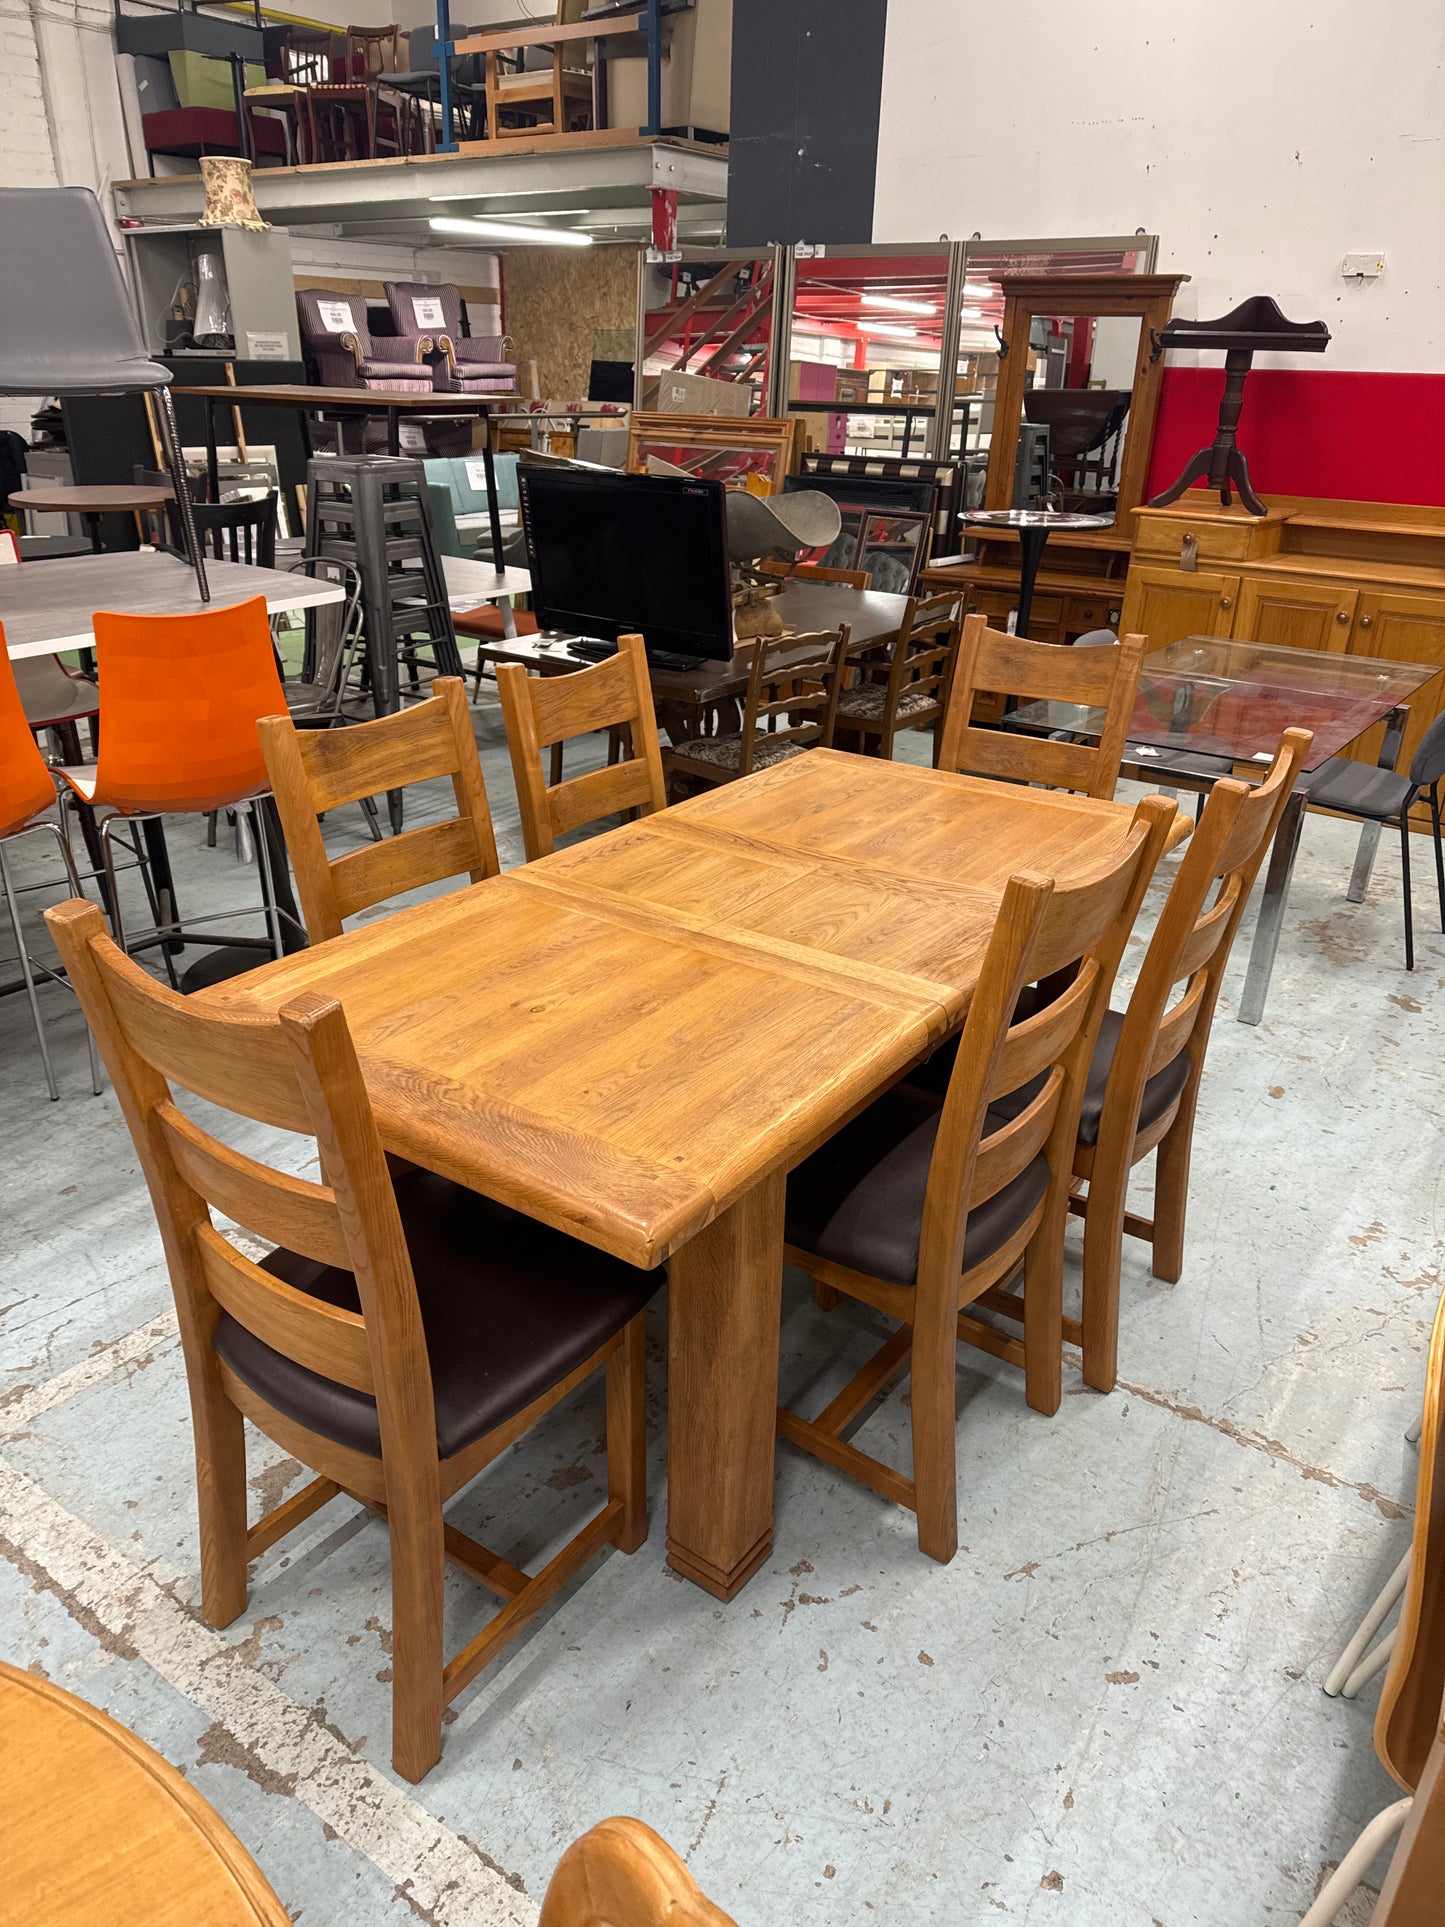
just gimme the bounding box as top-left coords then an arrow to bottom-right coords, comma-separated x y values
785,1085 -> 1050,1290
452,606 -> 539,641
907,1007 -> 1192,1149
213,1169 -> 662,1461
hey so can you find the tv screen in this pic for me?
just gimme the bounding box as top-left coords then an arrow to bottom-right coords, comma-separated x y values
518,466 -> 734,661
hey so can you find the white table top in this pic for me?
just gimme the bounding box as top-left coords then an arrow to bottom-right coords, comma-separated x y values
438,556 -> 532,608
1,552 -> 345,661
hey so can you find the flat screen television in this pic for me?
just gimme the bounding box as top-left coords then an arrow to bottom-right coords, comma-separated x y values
517,465 -> 734,662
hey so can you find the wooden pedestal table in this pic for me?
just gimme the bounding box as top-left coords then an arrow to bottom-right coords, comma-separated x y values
0,1660 -> 288,1925
200,752 -> 1183,1599
9,482 -> 173,555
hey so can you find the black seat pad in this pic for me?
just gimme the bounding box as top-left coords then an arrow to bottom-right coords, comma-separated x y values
1298,756 -> 1413,821
786,1085 -> 1050,1290
214,1169 -> 662,1461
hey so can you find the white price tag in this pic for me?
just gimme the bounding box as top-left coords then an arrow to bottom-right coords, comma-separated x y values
464,459 -> 490,492
245,330 -> 288,361
317,300 -> 354,334
411,295 -> 446,329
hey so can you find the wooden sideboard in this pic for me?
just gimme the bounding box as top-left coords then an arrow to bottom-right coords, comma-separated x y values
1119,497 -> 1445,793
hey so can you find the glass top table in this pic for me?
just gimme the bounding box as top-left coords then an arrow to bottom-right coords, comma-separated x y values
1011,634 -> 1440,1024
958,508 -> 1116,642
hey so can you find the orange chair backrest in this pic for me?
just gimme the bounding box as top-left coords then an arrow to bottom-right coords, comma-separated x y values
0,630 -> 60,839
90,596 -> 286,814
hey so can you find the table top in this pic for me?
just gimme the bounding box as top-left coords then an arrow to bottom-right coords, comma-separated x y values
202,751 -> 1176,1269
10,484 -> 173,513
1011,632 -> 1440,771
960,508 -> 1116,532
0,551 -> 345,660
0,1662 -> 288,1926
470,579 -> 912,703
438,554 -> 533,606
174,383 -> 522,416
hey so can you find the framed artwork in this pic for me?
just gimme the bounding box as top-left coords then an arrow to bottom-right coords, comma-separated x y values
626,413 -> 798,495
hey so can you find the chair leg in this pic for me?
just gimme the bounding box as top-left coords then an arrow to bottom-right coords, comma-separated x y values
1400,813 -> 1414,970
813,1280 -> 841,1311
250,801 -> 286,961
206,811 -> 219,849
0,840 -> 60,1101
359,793 -> 384,843
1022,1225 -> 1064,1417
1297,1799 -> 1411,1927
1079,1168 -> 1126,1396
1324,1549 -> 1411,1696
605,1317 -> 648,1554
386,1478 -> 446,1784
1150,1098 -> 1198,1285
194,1384 -> 251,1629
909,1291 -> 959,1565
40,820 -> 104,1095
1431,787 -> 1445,932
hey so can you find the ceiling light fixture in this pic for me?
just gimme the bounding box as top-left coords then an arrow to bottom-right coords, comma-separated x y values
860,293 -> 937,316
428,215 -> 592,248
861,322 -> 920,339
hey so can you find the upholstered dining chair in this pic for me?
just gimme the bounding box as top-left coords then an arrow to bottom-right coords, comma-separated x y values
936,614 -> 1145,799
259,676 -> 499,943
920,730 -> 1313,1396
832,591 -> 962,764
540,1819 -> 738,1927
496,634 -> 667,861
383,282 -> 517,395
1297,1285 -> 1445,1925
295,289 -> 434,392
47,898 -> 659,1783
661,628 -> 849,800
0,641 -> 100,1100
779,794 -> 1175,1563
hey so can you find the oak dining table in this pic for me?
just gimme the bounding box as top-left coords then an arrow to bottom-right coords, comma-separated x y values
198,750 -> 1183,1600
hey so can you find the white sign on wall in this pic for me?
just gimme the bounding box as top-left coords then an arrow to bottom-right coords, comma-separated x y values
245,331 -> 289,361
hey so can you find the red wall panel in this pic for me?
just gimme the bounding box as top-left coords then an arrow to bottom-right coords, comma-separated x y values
1145,369 -> 1445,509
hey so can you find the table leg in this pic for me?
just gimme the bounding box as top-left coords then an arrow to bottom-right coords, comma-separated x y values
499,597 -> 518,640
1346,704 -> 1410,903
141,819 -> 185,956
665,1169 -> 785,1601
1014,526 -> 1050,639
387,412 -> 401,458
1237,786 -> 1307,1024
478,410 -> 507,572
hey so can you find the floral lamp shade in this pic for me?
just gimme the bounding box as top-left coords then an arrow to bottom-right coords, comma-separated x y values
198,158 -> 269,233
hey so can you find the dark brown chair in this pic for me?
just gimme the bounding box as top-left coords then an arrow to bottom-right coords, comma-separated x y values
833,591 -> 962,764
47,897 -> 660,1784
662,628 -> 849,799
780,794 -> 1175,1563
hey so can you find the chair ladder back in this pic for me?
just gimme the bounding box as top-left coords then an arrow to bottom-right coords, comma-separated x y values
888,593 -> 961,712
259,678 -> 499,943
495,634 -> 666,861
196,1224 -> 374,1393
938,615 -> 1145,799
740,627 -> 848,770
1377,1286 -> 1445,1792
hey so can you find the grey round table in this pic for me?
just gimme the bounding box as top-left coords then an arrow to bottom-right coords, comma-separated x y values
959,508 -> 1115,639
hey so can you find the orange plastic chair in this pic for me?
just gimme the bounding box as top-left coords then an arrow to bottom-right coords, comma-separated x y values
0,634 -> 100,1099
56,596 -> 298,970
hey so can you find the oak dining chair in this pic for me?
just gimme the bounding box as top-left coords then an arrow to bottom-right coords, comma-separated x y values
758,559 -> 874,591
936,613 -> 1145,799
1299,1285 -> 1445,1925
662,627 -> 849,800
47,898 -> 660,1784
930,729 -> 1313,1395
833,591 -> 962,765
540,1818 -> 737,1927
496,632 -> 667,861
780,793 -> 1175,1563
258,676 -> 499,944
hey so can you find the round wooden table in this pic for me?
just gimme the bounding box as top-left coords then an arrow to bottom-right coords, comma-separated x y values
0,1661 -> 289,1925
9,484 -> 174,554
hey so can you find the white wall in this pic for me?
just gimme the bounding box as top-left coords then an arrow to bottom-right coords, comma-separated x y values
873,0 -> 1445,373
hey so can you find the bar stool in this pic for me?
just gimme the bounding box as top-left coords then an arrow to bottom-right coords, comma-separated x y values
54,596 -> 303,984
0,638 -> 101,1099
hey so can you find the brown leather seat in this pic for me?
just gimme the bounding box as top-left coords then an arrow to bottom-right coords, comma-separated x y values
785,1085 -> 1051,1291
453,606 -> 539,641
215,1168 -> 662,1459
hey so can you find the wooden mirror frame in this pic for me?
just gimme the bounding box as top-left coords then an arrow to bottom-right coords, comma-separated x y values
983,273 -> 1191,525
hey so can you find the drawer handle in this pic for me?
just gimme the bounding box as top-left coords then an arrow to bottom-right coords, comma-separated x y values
1219,596 -> 1232,609
1360,615 -> 1373,628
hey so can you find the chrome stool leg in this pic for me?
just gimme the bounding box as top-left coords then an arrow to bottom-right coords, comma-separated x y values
0,838 -> 59,1100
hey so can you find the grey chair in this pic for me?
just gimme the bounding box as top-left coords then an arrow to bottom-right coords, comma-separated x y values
1297,711 -> 1445,971
0,187 -> 208,600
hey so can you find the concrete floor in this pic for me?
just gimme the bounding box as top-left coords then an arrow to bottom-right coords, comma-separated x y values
1,684 -> 1439,1927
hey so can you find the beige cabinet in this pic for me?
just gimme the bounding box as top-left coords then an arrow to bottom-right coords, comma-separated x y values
1233,577 -> 1358,653
1118,565 -> 1239,652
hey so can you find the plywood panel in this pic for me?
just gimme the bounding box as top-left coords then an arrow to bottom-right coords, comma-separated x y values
502,243 -> 641,400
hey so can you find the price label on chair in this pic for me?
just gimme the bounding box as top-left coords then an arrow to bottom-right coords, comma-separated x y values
411,296 -> 446,330
317,300 -> 354,333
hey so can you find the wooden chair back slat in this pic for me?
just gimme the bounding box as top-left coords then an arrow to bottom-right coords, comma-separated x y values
198,1227 -> 375,1393
496,633 -> 667,861
157,1101 -> 352,1269
988,963 -> 1098,1100
972,1067 -> 1064,1202
259,678 -> 499,943
937,615 -> 1145,800
738,627 -> 848,770
1169,878 -> 1242,987
1145,974 -> 1209,1080
1378,1287 -> 1445,1791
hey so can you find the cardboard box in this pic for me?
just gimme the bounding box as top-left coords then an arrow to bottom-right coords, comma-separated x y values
834,372 -> 871,406
653,369 -> 755,417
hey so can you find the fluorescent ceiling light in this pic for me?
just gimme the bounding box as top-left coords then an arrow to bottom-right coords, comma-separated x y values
958,306 -> 982,319
860,293 -> 937,316
962,282 -> 997,299
428,216 -> 592,248
862,322 -> 919,339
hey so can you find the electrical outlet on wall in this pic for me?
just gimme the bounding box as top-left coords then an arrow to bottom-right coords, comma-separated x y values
1341,252 -> 1386,279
